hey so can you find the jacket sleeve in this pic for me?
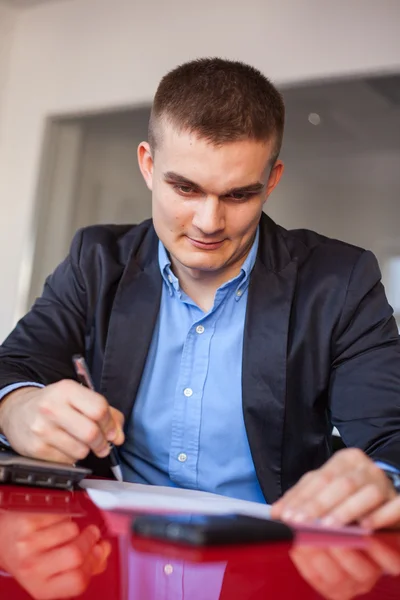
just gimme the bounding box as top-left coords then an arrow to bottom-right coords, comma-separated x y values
0,229 -> 87,389
330,250 -> 400,469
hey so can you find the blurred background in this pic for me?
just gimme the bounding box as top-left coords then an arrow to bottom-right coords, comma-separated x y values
0,0 -> 399,341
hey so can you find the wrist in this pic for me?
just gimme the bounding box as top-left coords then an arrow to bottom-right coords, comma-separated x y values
0,387 -> 36,435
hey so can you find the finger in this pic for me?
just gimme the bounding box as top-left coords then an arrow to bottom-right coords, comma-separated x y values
292,548 -> 348,587
329,547 -> 382,583
22,524 -> 101,577
271,470 -> 330,517
361,496 -> 400,531
273,451 -> 355,516
366,537 -> 400,575
18,521 -> 80,564
288,467 -> 374,523
40,426 -> 90,463
290,548 -> 339,599
65,382 -> 117,441
25,438 -> 77,464
85,539 -> 112,575
39,401 -> 110,458
13,514 -> 71,538
291,546 -> 355,594
320,484 -> 393,527
46,381 -> 117,442
109,407 -> 125,446
34,542 -> 112,600
273,450 -> 386,521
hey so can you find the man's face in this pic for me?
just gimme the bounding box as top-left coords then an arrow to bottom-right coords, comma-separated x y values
138,122 -> 283,281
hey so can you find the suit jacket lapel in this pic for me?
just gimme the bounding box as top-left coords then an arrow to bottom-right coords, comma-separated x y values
100,227 -> 162,421
242,215 -> 298,504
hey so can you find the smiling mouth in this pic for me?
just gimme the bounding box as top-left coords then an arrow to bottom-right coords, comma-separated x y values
187,237 -> 225,249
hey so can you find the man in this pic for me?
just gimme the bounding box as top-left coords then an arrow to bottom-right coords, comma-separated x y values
0,58 -> 400,530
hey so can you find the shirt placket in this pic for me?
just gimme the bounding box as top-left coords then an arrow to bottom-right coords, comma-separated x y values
169,311 -> 216,489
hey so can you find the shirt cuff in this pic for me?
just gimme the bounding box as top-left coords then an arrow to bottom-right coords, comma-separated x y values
375,461 -> 400,474
0,382 -> 44,403
0,383 -> 44,446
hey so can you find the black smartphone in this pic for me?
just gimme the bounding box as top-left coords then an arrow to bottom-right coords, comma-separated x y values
132,513 -> 294,546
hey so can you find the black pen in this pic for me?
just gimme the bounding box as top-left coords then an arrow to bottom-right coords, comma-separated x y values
72,354 -> 123,482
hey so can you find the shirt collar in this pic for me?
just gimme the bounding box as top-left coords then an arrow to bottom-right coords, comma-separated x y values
158,227 -> 259,297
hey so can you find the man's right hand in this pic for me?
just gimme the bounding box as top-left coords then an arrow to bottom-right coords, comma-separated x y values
0,381 -> 125,463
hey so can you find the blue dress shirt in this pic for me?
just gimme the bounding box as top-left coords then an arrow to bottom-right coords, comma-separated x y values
119,228 -> 266,502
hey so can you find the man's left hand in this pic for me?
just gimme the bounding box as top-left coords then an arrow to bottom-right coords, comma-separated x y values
270,448 -> 400,530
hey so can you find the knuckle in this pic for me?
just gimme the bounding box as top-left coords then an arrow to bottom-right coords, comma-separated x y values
55,379 -> 76,394
111,408 -> 125,426
346,447 -> 365,462
38,397 -> 53,415
66,545 -> 85,568
31,439 -> 47,457
65,521 -> 80,538
318,470 -> 334,486
30,418 -> 46,437
84,424 -> 101,445
366,483 -> 385,503
341,473 -> 361,493
67,571 -> 88,596
73,444 -> 90,460
311,497 -> 327,513
300,470 -> 316,484
91,400 -> 109,423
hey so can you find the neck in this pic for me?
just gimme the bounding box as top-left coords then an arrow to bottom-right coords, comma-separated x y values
170,245 -> 254,312
176,267 -> 242,313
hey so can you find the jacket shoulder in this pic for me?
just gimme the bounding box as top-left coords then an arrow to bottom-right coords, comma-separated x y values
281,226 -> 371,275
71,219 -> 154,266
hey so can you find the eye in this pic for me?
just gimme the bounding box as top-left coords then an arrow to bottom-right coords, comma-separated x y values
230,192 -> 246,200
174,184 -> 196,195
227,191 -> 252,202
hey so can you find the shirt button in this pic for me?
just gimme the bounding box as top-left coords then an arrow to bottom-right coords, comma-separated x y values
164,564 -> 174,575
236,289 -> 243,297
168,274 -> 173,283
183,387 -> 193,397
196,325 -> 205,334
178,453 -> 187,462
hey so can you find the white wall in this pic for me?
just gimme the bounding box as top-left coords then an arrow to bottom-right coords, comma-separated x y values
1,0 -> 400,340
0,3 -> 16,142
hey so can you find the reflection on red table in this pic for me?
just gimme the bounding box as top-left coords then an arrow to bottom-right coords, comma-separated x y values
0,484 -> 400,599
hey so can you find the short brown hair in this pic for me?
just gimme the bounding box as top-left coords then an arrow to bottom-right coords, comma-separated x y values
148,57 -> 285,164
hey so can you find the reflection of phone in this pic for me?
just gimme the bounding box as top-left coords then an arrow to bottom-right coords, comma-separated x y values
0,449 -> 91,490
132,513 -> 294,546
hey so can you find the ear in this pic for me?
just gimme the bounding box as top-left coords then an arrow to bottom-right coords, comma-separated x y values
137,142 -> 154,191
265,160 -> 284,201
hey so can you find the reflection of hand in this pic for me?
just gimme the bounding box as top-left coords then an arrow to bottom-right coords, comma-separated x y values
290,537 -> 400,600
0,511 -> 111,599
271,449 -> 398,529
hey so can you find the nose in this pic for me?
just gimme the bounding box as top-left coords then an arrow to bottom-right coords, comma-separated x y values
192,196 -> 225,235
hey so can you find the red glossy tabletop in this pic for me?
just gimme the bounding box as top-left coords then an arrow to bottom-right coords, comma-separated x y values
0,484 -> 400,600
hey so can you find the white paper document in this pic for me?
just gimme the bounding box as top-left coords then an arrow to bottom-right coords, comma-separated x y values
80,479 -> 272,519
80,479 -> 368,535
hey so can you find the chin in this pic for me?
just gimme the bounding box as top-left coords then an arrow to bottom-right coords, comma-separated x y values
177,254 -> 222,272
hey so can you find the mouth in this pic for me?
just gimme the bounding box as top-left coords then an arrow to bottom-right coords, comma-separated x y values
187,237 -> 225,251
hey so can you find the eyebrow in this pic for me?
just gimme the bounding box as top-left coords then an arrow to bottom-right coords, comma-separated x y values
163,171 -> 265,196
